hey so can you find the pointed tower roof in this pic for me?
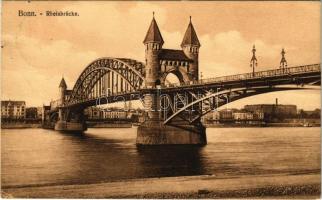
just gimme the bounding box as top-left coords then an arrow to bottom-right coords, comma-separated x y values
143,13 -> 164,45
59,77 -> 67,88
181,16 -> 200,47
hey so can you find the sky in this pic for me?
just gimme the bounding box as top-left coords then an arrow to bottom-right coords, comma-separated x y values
2,1 -> 320,109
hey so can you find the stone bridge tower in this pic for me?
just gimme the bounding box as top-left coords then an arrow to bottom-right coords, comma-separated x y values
143,14 -> 201,88
143,14 -> 164,88
58,77 -> 67,121
59,77 -> 67,105
137,15 -> 206,145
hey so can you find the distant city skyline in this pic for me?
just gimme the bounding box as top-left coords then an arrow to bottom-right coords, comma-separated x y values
2,98 -> 320,112
2,1 -> 320,109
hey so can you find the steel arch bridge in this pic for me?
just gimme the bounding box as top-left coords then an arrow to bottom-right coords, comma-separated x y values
45,59 -> 320,140
50,60 -> 320,120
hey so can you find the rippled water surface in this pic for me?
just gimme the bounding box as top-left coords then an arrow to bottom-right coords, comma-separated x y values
1,127 -> 320,188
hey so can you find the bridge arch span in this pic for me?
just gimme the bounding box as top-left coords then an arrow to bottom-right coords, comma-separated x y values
163,85 -> 320,125
67,57 -> 145,105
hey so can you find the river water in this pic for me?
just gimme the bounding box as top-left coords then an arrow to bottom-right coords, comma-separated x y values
1,127 -> 320,188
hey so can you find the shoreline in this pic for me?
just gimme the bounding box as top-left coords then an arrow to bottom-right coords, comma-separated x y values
1,124 -> 42,129
204,123 -> 320,128
1,124 -> 320,129
2,173 -> 320,198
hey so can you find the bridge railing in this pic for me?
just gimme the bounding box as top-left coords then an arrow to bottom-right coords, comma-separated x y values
165,63 -> 320,88
66,90 -> 138,106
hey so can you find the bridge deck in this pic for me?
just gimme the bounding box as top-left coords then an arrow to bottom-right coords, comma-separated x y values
159,63 -> 320,89
50,63 -> 320,109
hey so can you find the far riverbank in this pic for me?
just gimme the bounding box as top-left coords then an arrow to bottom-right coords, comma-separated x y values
205,123 -> 320,128
1,123 -> 320,129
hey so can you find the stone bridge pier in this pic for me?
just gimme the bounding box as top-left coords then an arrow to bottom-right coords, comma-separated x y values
54,107 -> 87,132
137,116 -> 207,145
54,78 -> 87,132
136,91 -> 207,145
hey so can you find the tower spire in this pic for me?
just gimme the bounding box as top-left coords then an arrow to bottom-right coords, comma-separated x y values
59,77 -> 67,88
181,16 -> 201,81
181,16 -> 200,48
143,13 -> 164,45
250,45 -> 258,76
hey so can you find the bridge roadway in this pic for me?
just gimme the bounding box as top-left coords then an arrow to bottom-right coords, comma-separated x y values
151,63 -> 320,91
62,63 -> 320,109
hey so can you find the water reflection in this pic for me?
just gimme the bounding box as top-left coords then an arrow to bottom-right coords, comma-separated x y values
50,130 -> 141,185
136,145 -> 207,177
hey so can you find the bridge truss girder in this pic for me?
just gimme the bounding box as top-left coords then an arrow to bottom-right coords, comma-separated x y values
156,68 -> 321,125
67,58 -> 145,106
160,85 -> 319,125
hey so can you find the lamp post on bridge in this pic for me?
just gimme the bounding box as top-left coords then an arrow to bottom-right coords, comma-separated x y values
280,48 -> 287,73
200,71 -> 203,83
250,45 -> 257,77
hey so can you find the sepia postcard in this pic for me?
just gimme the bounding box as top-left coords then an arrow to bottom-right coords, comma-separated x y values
1,0 -> 321,199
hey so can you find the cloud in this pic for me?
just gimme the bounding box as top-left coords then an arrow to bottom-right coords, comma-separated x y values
54,2 -> 168,60
2,34 -> 98,106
